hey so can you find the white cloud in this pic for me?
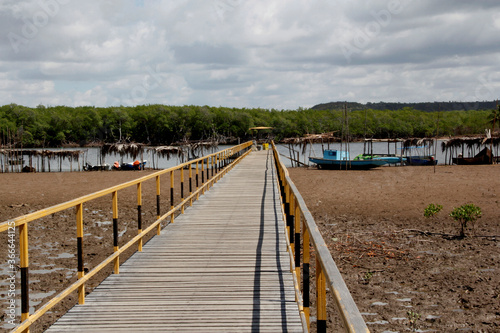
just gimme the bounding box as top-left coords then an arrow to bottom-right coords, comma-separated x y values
2,0 -> 500,109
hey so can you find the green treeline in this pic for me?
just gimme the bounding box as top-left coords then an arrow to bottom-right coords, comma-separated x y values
312,100 -> 499,112
0,104 -> 494,147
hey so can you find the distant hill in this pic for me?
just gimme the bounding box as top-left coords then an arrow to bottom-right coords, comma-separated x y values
311,101 -> 498,112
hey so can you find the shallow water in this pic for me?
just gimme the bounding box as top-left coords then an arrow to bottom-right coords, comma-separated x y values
52,253 -> 74,259
367,320 -> 389,325
396,298 -> 412,302
9,141 -> 452,173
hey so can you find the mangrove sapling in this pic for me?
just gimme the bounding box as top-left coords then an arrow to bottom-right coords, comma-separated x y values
449,203 -> 482,238
360,271 -> 374,284
423,203 -> 443,218
407,310 -> 421,332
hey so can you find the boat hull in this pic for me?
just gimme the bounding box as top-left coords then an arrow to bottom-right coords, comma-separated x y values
119,161 -> 147,170
112,161 -> 147,170
452,157 -> 491,165
309,157 -> 388,170
405,156 -> 437,166
84,163 -> 111,171
452,147 -> 492,165
354,154 -> 404,164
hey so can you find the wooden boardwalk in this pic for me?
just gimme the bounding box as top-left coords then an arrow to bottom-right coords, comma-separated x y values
46,150 -> 304,332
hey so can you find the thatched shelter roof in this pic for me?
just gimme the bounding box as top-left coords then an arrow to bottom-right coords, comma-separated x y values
364,138 -> 404,143
49,150 -> 82,160
282,132 -> 340,145
101,143 -> 143,159
401,138 -> 435,149
482,137 -> 500,145
148,146 -> 185,159
440,135 -> 500,152
0,149 -> 83,160
190,141 -> 218,149
441,137 -> 482,152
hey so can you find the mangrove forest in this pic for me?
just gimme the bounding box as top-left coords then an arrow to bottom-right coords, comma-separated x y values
1,103 -> 498,147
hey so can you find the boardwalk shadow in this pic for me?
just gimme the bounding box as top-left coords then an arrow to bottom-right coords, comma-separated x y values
252,151 -> 288,332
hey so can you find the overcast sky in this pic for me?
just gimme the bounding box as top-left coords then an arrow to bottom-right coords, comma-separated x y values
1,0 -> 500,109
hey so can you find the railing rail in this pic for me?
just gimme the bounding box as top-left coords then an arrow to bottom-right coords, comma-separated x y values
1,141 -> 253,333
271,141 -> 369,333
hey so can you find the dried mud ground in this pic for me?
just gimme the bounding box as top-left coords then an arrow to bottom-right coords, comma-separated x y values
0,164 -> 499,332
289,164 -> 500,332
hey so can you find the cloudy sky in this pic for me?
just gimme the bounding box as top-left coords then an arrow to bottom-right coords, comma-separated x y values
1,0 -> 500,109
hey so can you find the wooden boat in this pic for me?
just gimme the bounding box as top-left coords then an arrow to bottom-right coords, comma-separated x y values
83,162 -> 111,171
452,147 -> 492,165
353,154 -> 405,165
405,155 -> 438,166
309,150 -> 389,170
112,160 -> 147,170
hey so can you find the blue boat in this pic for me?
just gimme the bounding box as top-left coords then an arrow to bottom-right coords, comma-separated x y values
405,155 -> 438,166
309,150 -> 390,170
400,144 -> 437,166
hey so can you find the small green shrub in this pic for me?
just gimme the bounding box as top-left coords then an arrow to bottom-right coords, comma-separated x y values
449,203 -> 482,237
360,271 -> 374,284
407,310 -> 421,331
424,203 -> 443,218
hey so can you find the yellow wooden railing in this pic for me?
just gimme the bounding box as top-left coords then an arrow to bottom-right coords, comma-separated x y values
0,141 -> 253,333
271,141 -> 369,333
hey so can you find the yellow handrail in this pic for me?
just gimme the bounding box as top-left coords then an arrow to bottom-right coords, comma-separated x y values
271,141 -> 369,333
1,141 -> 253,333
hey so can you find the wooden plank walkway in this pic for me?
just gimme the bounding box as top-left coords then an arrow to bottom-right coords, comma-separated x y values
46,150 -> 304,332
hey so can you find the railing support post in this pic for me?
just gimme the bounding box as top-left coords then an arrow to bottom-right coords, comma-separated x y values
215,153 -> 219,174
156,176 -> 161,235
201,159 -> 205,194
206,158 -> 209,189
20,223 -> 29,333
316,258 -> 327,332
211,155 -> 214,178
289,191 -> 295,254
137,182 -> 143,251
76,203 -> 85,304
294,201 -> 301,284
284,184 -> 294,246
195,161 -> 199,188
303,221 -> 310,330
170,170 -> 174,223
112,191 -> 119,274
189,164 -> 193,206
180,168 -> 185,214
